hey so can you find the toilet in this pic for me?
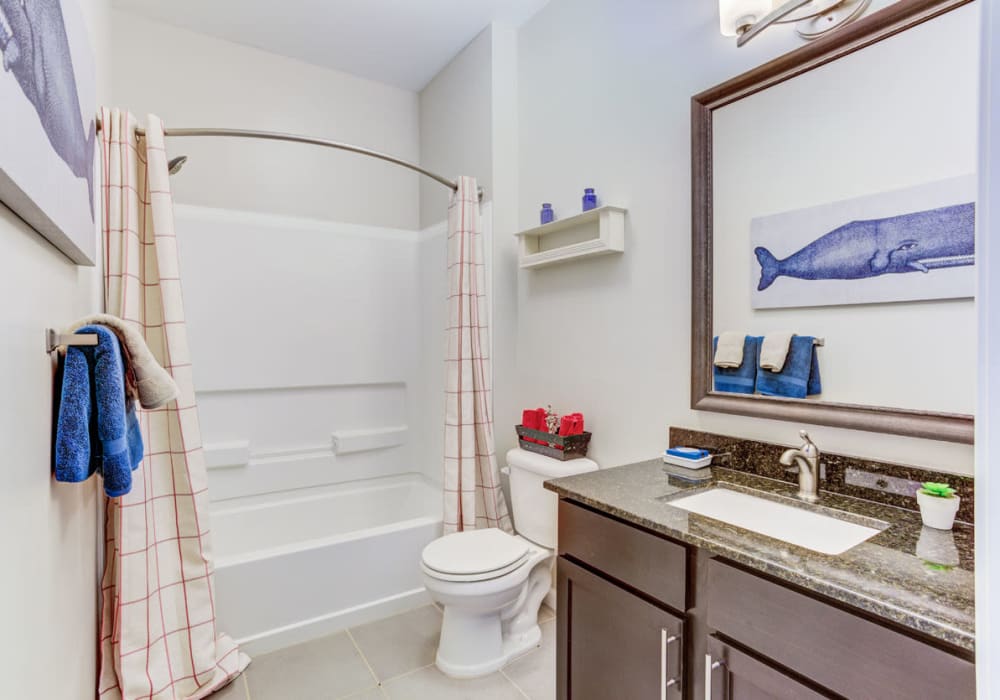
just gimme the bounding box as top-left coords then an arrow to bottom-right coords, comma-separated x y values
421,448 -> 599,678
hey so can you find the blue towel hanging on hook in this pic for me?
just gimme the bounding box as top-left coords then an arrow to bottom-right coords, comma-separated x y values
55,325 -> 144,497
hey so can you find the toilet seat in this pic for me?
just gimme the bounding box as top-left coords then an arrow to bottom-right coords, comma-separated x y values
423,553 -> 530,582
421,529 -> 530,582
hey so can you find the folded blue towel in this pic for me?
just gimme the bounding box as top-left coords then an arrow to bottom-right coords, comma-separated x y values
755,335 -> 822,399
55,325 -> 144,497
713,336 -> 760,395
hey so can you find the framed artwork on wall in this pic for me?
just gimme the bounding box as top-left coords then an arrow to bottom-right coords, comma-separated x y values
0,0 -> 97,265
750,176 -> 976,309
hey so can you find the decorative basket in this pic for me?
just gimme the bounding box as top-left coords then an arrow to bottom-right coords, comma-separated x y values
515,425 -> 592,461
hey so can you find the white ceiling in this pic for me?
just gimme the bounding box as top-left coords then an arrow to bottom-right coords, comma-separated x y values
112,0 -> 550,91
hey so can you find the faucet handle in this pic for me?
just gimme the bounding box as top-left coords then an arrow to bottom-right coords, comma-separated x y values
798,429 -> 818,456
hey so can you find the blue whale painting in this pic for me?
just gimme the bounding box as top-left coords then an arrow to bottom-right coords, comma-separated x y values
0,0 -> 94,216
754,202 -> 975,292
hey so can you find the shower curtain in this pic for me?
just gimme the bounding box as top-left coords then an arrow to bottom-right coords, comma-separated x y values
443,176 -> 513,534
97,109 -> 248,699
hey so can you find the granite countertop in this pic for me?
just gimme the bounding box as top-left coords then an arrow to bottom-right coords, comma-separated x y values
545,460 -> 975,652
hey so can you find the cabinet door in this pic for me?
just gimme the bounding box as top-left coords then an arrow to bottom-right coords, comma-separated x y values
557,556 -> 684,700
705,637 -> 830,700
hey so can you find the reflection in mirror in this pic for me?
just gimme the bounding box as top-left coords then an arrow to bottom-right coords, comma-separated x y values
709,3 -> 976,416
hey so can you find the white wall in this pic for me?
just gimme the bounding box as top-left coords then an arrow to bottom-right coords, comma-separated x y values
977,0 -> 996,691
417,23 -> 522,464
172,206 -> 426,501
490,23 -> 523,461
0,1 -> 111,697
510,0 -> 975,475
111,10 -> 421,230
414,220 -> 452,489
419,28 -> 494,229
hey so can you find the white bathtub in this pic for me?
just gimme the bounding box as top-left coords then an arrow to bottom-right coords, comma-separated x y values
211,474 -> 442,654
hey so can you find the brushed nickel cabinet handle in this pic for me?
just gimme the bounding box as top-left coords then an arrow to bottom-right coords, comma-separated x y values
661,630 -> 680,699
705,653 -> 723,700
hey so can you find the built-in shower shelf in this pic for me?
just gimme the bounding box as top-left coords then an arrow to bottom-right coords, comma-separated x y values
515,205 -> 626,269
204,441 -> 251,470
332,426 -> 408,454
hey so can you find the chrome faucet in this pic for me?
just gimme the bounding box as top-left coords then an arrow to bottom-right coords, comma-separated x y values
780,430 -> 821,503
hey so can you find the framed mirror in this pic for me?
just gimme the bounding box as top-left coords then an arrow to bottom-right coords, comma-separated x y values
691,0 -> 975,443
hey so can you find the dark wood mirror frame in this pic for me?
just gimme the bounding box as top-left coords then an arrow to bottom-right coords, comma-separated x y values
690,0 -> 975,444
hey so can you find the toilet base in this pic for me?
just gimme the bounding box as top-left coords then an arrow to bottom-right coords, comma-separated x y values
436,618 -> 542,679
432,554 -> 553,679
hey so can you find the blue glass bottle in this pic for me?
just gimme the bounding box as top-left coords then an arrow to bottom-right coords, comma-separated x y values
540,203 -> 554,224
582,188 -> 597,212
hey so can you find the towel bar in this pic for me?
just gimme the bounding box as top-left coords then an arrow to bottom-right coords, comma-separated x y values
45,329 -> 98,354
813,338 -> 825,346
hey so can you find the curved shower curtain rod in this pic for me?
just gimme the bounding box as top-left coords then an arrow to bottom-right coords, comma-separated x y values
94,119 -> 484,200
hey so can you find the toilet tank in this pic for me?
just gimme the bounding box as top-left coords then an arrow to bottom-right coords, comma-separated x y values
506,448 -> 599,548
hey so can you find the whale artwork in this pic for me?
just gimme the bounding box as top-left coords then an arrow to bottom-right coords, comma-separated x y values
0,0 -> 96,264
750,177 -> 977,309
755,203 -> 975,290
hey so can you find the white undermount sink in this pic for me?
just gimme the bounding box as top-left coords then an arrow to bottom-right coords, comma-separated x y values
667,486 -> 886,555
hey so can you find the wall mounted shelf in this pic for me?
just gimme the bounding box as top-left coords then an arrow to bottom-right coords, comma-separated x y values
515,205 -> 626,269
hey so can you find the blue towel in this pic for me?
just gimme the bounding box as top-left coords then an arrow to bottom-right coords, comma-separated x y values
55,325 -> 144,497
755,335 -> 822,399
713,336 -> 761,395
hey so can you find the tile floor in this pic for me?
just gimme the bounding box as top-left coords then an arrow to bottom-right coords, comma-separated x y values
212,604 -> 556,700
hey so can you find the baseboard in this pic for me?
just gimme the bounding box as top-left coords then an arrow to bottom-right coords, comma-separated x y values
235,587 -> 433,656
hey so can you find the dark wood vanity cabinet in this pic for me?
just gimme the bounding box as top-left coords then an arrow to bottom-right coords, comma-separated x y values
558,558 -> 685,700
557,500 -> 690,700
556,499 -> 976,700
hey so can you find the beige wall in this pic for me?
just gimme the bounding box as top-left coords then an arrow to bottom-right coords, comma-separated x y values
510,0 -> 975,475
0,0 -> 111,696
111,10 -> 421,230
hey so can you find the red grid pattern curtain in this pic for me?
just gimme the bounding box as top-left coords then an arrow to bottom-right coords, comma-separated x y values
442,176 -> 513,534
97,108 -> 248,699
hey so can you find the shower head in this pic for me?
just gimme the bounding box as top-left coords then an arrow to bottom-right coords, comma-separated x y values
167,155 -> 188,175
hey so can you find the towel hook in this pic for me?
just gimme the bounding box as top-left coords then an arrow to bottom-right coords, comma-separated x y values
45,329 -> 98,354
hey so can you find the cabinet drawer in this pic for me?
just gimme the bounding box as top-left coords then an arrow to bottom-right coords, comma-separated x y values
707,559 -> 975,700
558,499 -> 687,611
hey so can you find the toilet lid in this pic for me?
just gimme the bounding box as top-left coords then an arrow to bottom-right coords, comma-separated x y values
421,528 -> 529,576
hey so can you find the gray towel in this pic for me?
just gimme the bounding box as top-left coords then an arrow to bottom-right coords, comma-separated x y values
714,331 -> 746,368
760,331 -> 794,372
69,314 -> 180,408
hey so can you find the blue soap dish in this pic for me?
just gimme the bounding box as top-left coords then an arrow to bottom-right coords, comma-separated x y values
663,447 -> 713,469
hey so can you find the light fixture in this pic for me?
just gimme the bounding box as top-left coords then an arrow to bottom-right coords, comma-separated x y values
719,0 -> 772,37
720,0 -> 872,47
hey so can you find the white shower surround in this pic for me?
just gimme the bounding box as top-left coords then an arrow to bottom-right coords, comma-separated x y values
212,474 -> 441,654
170,205 -> 485,653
